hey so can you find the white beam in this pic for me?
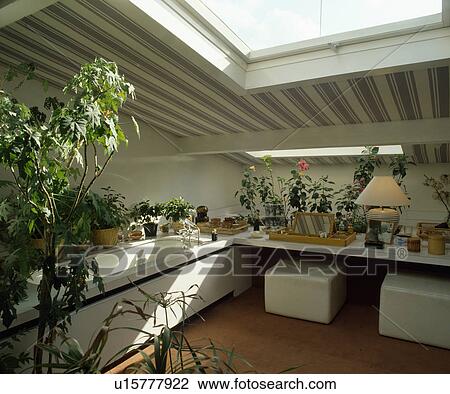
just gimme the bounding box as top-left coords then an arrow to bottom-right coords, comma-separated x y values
0,0 -> 57,28
172,118 -> 450,155
246,22 -> 450,92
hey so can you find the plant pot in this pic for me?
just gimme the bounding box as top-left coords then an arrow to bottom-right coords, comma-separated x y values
143,222 -> 158,237
92,228 -> 119,246
171,221 -> 184,233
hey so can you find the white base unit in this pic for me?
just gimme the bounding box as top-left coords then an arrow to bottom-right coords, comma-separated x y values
3,247 -> 253,366
379,271 -> 450,350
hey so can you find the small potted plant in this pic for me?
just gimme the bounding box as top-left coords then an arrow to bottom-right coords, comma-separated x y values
130,200 -> 163,237
87,187 -> 128,246
163,197 -> 194,232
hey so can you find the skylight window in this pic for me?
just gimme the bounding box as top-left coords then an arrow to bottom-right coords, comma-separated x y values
201,0 -> 442,50
247,146 -> 404,158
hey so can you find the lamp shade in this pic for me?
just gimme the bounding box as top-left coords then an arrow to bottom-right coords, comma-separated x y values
355,176 -> 410,207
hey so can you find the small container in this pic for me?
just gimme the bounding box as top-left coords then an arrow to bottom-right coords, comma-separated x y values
211,229 -> 218,242
428,234 -> 445,255
395,235 -> 410,247
407,237 -> 421,253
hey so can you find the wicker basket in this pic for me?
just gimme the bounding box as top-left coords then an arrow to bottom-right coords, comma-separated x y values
92,228 -> 119,246
416,222 -> 450,243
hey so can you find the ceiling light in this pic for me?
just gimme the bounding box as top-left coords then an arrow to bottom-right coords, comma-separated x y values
246,145 -> 403,158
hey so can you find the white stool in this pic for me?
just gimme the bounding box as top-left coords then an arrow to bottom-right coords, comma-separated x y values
264,260 -> 346,324
379,271 -> 450,349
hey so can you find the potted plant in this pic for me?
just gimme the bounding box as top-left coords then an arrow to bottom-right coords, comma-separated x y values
287,159 -> 311,225
307,175 -> 336,213
423,174 -> 450,227
235,165 -> 261,230
130,200 -> 163,237
163,197 -> 194,232
0,58 -> 137,372
87,187 -> 129,246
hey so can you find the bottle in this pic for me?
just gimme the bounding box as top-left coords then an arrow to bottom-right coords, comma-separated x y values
211,229 -> 218,242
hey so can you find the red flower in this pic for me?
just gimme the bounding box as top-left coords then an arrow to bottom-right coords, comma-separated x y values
297,159 -> 309,172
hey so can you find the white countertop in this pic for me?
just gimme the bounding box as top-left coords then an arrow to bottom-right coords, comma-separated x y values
2,231 -> 449,333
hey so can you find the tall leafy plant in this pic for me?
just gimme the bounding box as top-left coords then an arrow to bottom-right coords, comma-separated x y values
235,166 -> 260,222
0,58 -> 138,372
288,160 -> 311,213
307,176 -> 336,213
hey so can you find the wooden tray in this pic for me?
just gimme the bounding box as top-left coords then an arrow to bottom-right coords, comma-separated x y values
197,223 -> 249,235
269,230 -> 357,246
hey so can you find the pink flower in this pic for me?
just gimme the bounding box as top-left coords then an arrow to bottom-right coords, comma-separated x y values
297,159 -> 309,172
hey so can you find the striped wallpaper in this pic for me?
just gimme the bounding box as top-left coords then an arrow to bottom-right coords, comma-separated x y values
0,0 -> 449,164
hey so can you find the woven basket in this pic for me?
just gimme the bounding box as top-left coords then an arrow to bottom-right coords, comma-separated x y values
92,228 -> 119,246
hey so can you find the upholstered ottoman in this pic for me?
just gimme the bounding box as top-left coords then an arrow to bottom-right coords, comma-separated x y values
379,271 -> 450,349
264,260 -> 346,324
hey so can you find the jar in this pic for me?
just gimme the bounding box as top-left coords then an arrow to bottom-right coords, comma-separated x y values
428,234 -> 445,255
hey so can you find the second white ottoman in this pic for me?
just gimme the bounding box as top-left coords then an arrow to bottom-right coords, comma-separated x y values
264,260 -> 346,324
379,271 -> 450,349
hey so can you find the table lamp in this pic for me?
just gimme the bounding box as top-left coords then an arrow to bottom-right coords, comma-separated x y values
355,176 -> 410,224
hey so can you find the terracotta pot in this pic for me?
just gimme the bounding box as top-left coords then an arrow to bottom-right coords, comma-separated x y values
92,228 -> 119,246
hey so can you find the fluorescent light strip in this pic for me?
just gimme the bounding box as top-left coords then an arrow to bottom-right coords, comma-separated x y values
246,145 -> 403,158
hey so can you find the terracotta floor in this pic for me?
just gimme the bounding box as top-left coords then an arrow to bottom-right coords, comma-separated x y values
183,287 -> 450,373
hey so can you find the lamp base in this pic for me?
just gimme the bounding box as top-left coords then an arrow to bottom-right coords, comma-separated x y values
366,207 -> 400,223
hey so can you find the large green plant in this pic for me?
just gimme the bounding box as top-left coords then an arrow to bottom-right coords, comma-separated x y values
87,187 -> 128,230
235,166 -> 260,222
36,288 -> 249,374
288,165 -> 311,213
0,58 -> 137,372
307,176 -> 336,213
163,197 -> 194,222
130,200 -> 163,224
353,146 -> 380,188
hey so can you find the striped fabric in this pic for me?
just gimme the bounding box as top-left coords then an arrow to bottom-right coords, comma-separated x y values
0,0 -> 449,164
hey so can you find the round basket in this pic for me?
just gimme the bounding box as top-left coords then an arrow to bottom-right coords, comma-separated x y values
92,228 -> 119,246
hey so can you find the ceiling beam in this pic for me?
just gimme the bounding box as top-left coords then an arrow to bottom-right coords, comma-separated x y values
0,0 -> 57,28
246,22 -> 450,92
172,118 -> 450,155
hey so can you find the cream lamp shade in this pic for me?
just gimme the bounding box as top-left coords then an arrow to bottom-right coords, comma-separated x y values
355,176 -> 409,223
355,176 -> 410,207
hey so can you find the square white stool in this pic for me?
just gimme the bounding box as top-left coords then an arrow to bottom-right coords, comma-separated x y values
379,271 -> 450,349
264,260 -> 346,324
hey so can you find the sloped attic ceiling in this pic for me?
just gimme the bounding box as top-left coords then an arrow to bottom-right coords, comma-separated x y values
0,0 -> 449,164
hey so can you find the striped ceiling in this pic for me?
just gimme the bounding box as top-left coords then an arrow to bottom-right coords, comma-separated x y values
0,0 -> 449,164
